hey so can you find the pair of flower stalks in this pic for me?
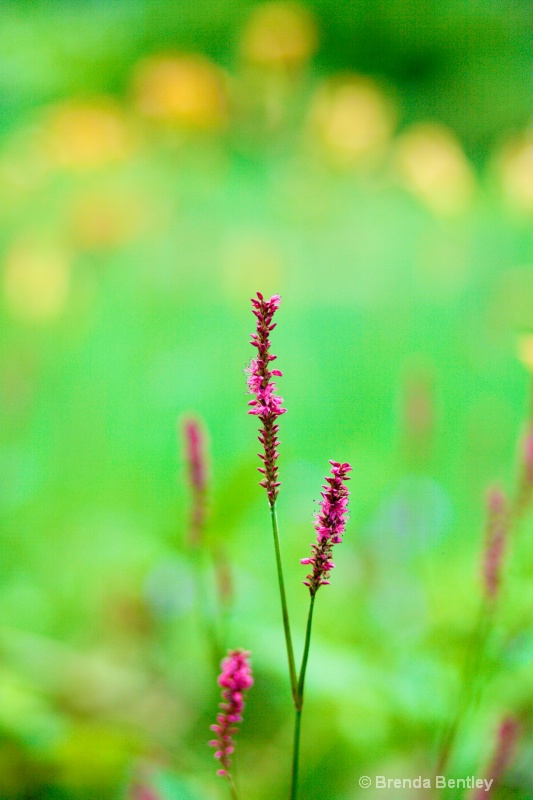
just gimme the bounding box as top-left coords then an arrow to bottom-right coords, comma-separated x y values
208,293 -> 352,799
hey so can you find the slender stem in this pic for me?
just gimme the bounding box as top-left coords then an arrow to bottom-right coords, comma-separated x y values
192,548 -> 223,675
435,598 -> 493,781
270,503 -> 298,702
297,594 -> 316,704
290,710 -> 302,800
289,594 -> 316,800
226,774 -> 239,800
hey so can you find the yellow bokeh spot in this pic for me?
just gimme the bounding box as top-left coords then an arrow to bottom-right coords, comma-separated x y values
41,100 -> 133,170
240,2 -> 317,69
497,133 -> 533,214
132,53 -> 228,130
3,240 -> 71,322
309,75 -> 395,167
393,123 -> 475,216
517,333 -> 533,371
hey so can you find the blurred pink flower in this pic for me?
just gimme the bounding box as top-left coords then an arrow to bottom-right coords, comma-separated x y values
474,716 -> 520,799
483,485 -> 508,600
130,781 -> 160,800
182,416 -> 208,545
209,649 -> 253,777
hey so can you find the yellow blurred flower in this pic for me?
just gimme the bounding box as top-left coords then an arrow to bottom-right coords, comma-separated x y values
240,2 -> 317,69
393,123 -> 475,216
517,333 -> 533,371
132,53 -> 228,130
3,239 -> 71,322
497,132 -> 533,215
41,100 -> 133,170
308,75 -> 395,167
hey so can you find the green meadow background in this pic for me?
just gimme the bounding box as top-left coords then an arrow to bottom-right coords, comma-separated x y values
1,1 -> 533,798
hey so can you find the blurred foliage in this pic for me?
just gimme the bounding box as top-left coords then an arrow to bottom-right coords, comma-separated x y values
1,1 -> 533,799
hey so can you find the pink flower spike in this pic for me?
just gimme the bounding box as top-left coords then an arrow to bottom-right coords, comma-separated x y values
302,461 -> 352,595
483,485 -> 508,601
246,292 -> 286,506
209,649 -> 253,781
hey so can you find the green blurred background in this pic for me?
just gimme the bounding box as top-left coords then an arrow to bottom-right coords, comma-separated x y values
1,1 -> 533,798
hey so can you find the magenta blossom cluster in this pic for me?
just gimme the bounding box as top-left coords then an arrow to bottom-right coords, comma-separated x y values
246,292 -> 286,506
301,461 -> 352,596
209,649 -> 253,777
483,486 -> 508,600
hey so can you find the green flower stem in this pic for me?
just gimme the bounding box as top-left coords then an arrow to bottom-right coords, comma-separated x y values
289,593 -> 316,800
191,546 -> 224,674
435,597 -> 494,781
270,503 -> 298,703
227,774 -> 239,800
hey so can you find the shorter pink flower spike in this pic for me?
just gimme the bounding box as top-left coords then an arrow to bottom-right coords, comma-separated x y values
301,461 -> 352,596
209,650 -> 253,781
483,485 -> 508,601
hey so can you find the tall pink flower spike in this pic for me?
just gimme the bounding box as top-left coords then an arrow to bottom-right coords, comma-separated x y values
209,650 -> 254,778
301,461 -> 352,595
246,292 -> 286,506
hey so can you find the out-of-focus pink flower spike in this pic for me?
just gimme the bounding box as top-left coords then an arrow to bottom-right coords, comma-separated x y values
473,715 -> 521,799
482,485 -> 508,601
181,415 -> 209,547
209,649 -> 253,781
